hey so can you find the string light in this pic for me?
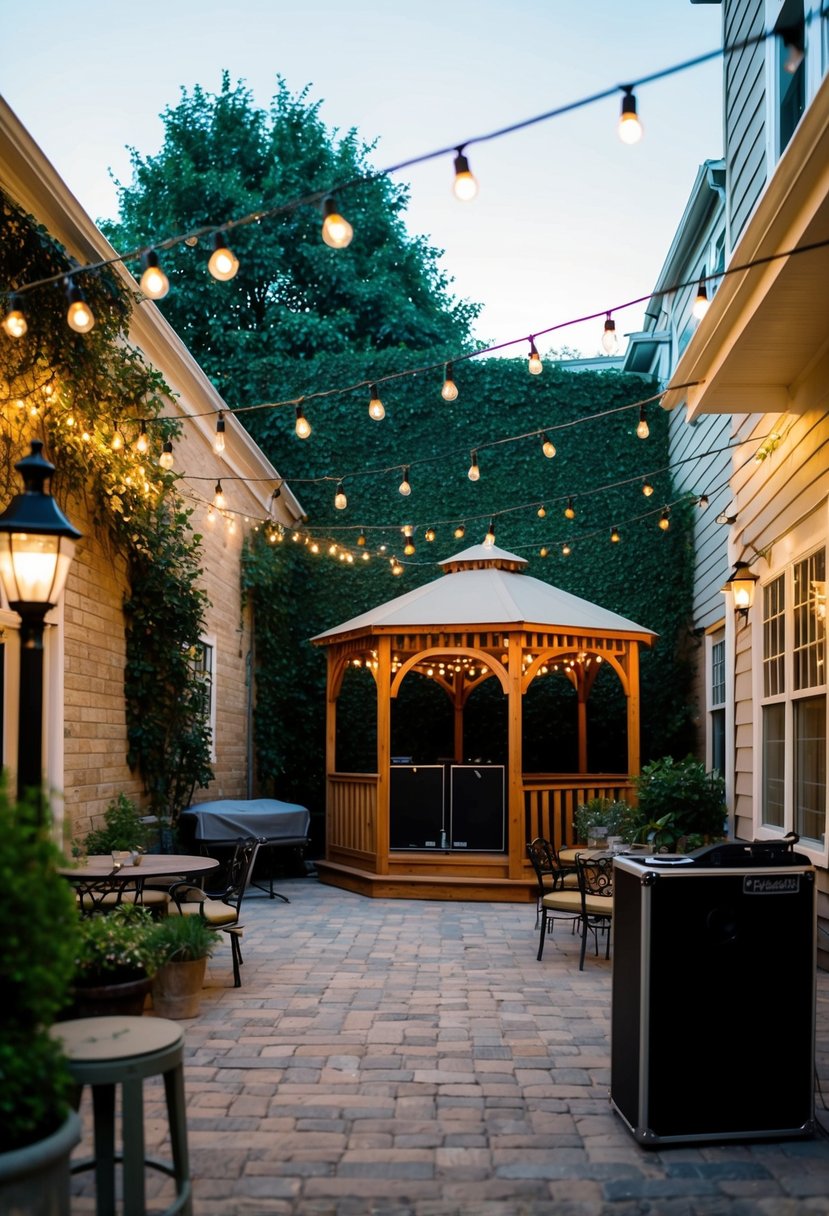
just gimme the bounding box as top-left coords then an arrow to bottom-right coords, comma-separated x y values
539,546 -> 548,558
467,451 -> 480,482
321,196 -> 353,249
642,478 -> 654,497
636,405 -> 650,439
399,466 -> 412,496
454,523 -> 466,539
698,493 -> 709,510
692,277 -> 710,319
207,233 -> 239,281
610,525 -> 621,543
213,480 -> 226,510
139,250 -> 170,299
135,421 -> 150,455
65,281 -> 94,333
537,505 -> 546,518
659,506 -> 671,531
334,482 -> 348,510
541,434 -> 556,459
441,362 -> 458,402
368,384 -> 385,420
357,530 -> 367,546
391,557 -> 404,576
425,526 -> 436,542
601,313 -> 619,354
562,542 -> 571,556
110,429 -> 124,452
214,411 -> 226,454
452,147 -> 478,201
618,86 -> 643,144
403,527 -> 416,556
2,294 -> 27,338
159,440 -> 175,470
295,405 -> 312,439
484,518 -> 496,546
564,498 -> 575,520
528,338 -> 542,376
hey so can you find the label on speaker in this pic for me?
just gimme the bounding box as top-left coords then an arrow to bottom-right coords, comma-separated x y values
743,874 -> 801,895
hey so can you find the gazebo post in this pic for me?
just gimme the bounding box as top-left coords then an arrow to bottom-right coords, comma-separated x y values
453,673 -> 464,762
325,649 -> 338,860
577,686 -> 588,774
626,642 -> 641,778
507,631 -> 524,880
375,634 -> 392,873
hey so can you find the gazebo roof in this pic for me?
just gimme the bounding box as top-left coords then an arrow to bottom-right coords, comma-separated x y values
312,544 -> 655,643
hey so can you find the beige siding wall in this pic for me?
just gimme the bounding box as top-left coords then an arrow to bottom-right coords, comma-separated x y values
724,0 -> 767,248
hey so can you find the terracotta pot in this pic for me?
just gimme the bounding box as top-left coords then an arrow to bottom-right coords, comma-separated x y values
151,957 -> 207,1019
68,974 -> 152,1018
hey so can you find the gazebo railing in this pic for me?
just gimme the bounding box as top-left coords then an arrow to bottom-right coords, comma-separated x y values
523,774 -> 635,854
328,773 -> 378,860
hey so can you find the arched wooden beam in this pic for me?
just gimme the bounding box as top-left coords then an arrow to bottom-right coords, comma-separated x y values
521,645 -> 629,696
391,646 -> 509,699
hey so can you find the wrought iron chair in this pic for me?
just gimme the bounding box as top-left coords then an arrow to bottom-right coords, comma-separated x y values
74,865 -> 170,917
526,836 -> 579,928
167,836 -> 264,987
575,853 -> 614,971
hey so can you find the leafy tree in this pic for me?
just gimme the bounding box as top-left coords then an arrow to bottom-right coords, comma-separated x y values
102,75 -> 479,408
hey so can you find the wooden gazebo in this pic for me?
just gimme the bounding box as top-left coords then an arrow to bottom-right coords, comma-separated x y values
312,545 -> 655,901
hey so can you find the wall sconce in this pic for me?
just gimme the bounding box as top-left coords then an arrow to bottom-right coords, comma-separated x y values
721,561 -> 759,621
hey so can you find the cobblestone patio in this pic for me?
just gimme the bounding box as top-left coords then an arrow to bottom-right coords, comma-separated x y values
69,876 -> 829,1214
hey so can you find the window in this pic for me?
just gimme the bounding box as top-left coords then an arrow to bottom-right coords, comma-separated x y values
759,548 -> 826,848
709,631 -> 726,777
776,2 -> 806,154
189,638 -> 216,760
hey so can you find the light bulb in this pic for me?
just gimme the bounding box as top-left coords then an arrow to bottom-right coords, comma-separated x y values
391,558 -> 404,576
399,466 -> 412,496
135,422 -> 149,454
295,406 -> 312,439
454,524 -> 465,539
610,525 -> 621,543
601,314 -> 619,354
321,197 -> 353,249
214,411 -> 226,454
642,479 -> 654,497
2,295 -> 27,338
659,507 -> 671,531
334,482 -> 348,510
139,250 -> 169,299
539,546 -> 548,558
618,88 -> 643,144
159,440 -> 175,470
404,538 -> 416,556
484,519 -> 496,546
698,493 -> 709,510
425,526 -> 436,542
636,407 -> 649,439
564,498 -> 575,520
692,278 -> 710,319
441,362 -> 458,402
537,505 -> 546,518
528,339 -> 542,375
562,542 -> 571,556
467,452 -> 480,482
452,148 -> 478,201
368,384 -> 385,420
213,480 -> 225,510
111,430 -> 124,452
356,531 -> 367,547
208,232 -> 239,281
66,283 -> 94,333
541,434 -> 556,459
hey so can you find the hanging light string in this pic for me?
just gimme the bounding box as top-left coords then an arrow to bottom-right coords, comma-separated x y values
1,15 -> 816,308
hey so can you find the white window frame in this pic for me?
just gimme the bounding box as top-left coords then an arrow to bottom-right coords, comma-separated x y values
752,513 -> 828,864
191,635 -> 217,763
706,625 -> 727,778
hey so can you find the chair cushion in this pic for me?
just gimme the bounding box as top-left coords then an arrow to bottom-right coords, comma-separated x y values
173,898 -> 238,926
78,888 -> 169,910
541,890 -> 582,912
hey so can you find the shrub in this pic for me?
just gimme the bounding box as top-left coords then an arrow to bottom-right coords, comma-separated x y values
573,797 -> 642,844
74,904 -> 164,984
81,793 -> 150,855
154,914 -> 220,963
634,756 -> 726,842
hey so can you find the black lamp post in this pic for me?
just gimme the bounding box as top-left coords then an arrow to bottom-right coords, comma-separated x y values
0,441 -> 81,807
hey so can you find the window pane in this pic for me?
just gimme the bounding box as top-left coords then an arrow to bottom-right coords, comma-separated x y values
711,707 -> 725,778
762,702 -> 786,828
794,695 -> 826,844
711,638 -> 725,708
763,576 -> 785,697
793,549 -> 825,691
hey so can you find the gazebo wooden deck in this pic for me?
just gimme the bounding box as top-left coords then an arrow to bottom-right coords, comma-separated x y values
312,545 -> 655,901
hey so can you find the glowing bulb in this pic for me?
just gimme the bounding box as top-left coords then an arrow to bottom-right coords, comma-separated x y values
564,498 -> 575,520
484,519 -> 495,546
159,440 -> 175,470
65,283 -> 94,333
601,314 -> 619,354
636,406 -> 649,439
452,148 -> 478,201
295,406 -> 312,439
208,232 -> 239,281
135,422 -> 149,455
399,466 -> 412,496
2,296 -> 27,338
454,524 -> 465,539
618,87 -> 643,144
692,278 -> 710,319
642,479 -> 654,497
425,527 -> 436,542
321,197 -> 353,249
610,525 -> 621,543
213,481 -> 226,510
537,505 -> 546,518
111,430 -> 124,452
357,531 -> 367,547
528,339 -> 542,375
214,411 -> 226,454
368,384 -> 385,420
404,537 -> 416,556
698,494 -> 709,510
391,558 -> 404,576
139,250 -> 169,299
334,482 -> 348,510
441,362 -> 458,402
659,507 -> 671,531
562,542 -> 571,556
467,451 -> 480,482
541,434 -> 556,459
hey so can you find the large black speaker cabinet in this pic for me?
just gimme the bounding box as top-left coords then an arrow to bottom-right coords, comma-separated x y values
611,855 -> 816,1145
389,765 -> 444,849
449,765 -> 505,852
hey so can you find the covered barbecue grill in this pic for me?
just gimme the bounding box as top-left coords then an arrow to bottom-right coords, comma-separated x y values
180,798 -> 311,899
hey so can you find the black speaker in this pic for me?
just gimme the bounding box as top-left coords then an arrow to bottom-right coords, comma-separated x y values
389,765 -> 444,849
611,856 -> 816,1145
449,765 -> 505,852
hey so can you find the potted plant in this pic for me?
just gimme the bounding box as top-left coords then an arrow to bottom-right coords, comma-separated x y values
70,904 -> 164,1017
573,797 -> 643,847
0,786 -> 82,1215
633,756 -> 727,851
151,915 -> 220,1019
76,791 -> 151,857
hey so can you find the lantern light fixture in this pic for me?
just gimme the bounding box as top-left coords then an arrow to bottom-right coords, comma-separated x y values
721,560 -> 759,620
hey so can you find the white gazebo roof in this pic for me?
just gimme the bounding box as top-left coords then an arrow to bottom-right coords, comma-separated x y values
312,544 -> 655,642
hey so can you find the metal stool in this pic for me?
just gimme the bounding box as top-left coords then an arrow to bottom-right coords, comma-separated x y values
50,1015 -> 192,1216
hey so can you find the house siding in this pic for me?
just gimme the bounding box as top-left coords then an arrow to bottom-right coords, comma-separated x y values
724,0 -> 767,248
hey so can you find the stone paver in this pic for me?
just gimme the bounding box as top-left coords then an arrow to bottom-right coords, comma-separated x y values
68,877 -> 829,1214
